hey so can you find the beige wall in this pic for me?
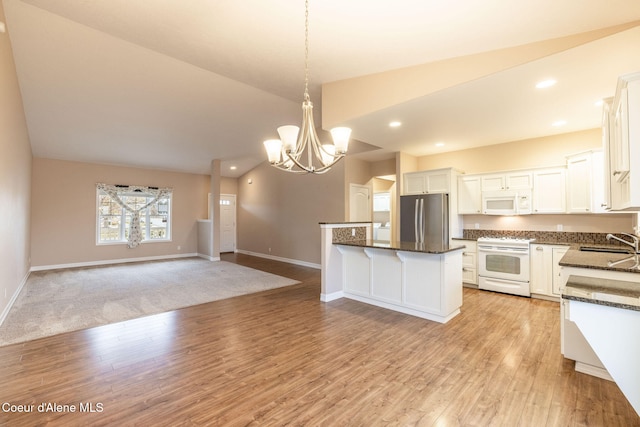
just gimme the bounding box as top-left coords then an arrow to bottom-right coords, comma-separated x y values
31,158 -> 209,267
221,177 -> 238,195
370,158 -> 395,177
0,3 -> 33,320
238,161 -> 345,265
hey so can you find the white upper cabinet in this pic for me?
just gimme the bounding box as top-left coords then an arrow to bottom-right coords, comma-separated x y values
533,168 -> 566,214
403,169 -> 451,195
606,72 -> 640,211
457,175 -> 482,214
566,150 -> 605,214
480,171 -> 532,191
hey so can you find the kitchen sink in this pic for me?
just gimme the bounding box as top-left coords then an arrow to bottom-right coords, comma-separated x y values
579,246 -> 632,254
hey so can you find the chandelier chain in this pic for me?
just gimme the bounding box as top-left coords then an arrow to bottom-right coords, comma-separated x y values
304,0 -> 310,101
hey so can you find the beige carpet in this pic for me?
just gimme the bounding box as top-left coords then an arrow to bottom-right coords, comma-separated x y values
0,257 -> 299,347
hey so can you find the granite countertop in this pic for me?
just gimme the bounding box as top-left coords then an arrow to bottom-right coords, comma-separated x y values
558,248 -> 640,274
335,239 -> 465,254
562,275 -> 640,312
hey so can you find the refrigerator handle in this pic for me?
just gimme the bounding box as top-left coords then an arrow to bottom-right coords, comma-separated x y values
420,198 -> 425,243
414,199 -> 419,242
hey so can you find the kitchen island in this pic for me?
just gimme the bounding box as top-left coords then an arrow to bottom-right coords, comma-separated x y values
320,223 -> 464,323
559,249 -> 640,417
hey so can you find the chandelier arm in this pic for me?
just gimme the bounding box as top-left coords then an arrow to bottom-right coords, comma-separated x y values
286,150 -> 317,173
309,153 -> 345,173
272,163 -> 311,174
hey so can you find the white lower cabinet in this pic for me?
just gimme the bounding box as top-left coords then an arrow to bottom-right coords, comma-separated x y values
530,244 -> 569,298
458,239 -> 477,285
551,246 -> 569,295
336,245 -> 463,323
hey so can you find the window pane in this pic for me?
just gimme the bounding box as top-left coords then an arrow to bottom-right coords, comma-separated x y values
99,215 -> 122,241
149,215 -> 168,239
99,195 -> 121,216
148,198 -> 169,240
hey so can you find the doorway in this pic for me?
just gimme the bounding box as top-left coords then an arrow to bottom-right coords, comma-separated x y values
349,184 -> 372,222
220,194 -> 236,253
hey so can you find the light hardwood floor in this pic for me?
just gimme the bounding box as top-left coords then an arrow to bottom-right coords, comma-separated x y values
0,253 -> 637,426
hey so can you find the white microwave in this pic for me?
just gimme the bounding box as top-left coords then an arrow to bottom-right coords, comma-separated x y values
482,190 -> 532,215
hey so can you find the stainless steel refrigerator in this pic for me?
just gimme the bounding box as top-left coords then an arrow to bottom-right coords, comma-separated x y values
400,193 -> 449,244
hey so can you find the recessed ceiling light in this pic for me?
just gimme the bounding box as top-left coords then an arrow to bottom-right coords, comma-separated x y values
389,121 -> 402,128
594,99 -> 604,107
435,142 -> 445,147
230,166 -> 237,170
552,120 -> 567,127
536,79 -> 557,89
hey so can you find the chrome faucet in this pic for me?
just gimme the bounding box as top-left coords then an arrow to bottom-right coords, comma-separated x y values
606,233 -> 640,253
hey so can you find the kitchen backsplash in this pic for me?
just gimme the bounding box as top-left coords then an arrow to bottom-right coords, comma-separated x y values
333,227 -> 367,242
462,229 -> 629,247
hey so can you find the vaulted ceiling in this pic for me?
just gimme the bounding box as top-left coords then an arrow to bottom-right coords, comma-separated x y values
4,0 -> 640,176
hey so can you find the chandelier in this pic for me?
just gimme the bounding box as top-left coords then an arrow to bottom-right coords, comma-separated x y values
263,0 -> 351,174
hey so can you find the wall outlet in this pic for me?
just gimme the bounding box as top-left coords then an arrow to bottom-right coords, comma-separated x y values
177,245 -> 181,251
352,228 -> 356,236
474,223 -> 480,229
268,247 -> 272,253
557,224 -> 563,231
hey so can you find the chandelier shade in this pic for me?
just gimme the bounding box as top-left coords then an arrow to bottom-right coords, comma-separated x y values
262,0 -> 351,174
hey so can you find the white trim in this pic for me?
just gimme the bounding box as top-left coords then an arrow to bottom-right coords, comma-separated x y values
198,254 -> 221,261
575,361 -> 614,382
30,253 -> 198,272
235,249 -> 320,269
0,270 -> 30,327
320,291 -> 344,302
343,293 -> 461,324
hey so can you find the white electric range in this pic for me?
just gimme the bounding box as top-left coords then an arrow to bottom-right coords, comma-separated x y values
477,236 -> 536,297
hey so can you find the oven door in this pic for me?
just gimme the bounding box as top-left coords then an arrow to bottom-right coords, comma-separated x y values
478,245 -> 530,282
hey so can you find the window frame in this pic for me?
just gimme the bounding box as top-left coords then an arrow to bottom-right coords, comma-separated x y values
96,189 -> 172,246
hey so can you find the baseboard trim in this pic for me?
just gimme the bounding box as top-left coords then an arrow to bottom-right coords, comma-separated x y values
30,253 -> 200,272
197,254 -> 220,261
575,361 -> 614,382
0,269 -> 30,327
320,291 -> 344,302
235,249 -> 320,269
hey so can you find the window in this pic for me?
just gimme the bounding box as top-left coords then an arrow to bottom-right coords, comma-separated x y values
97,189 -> 171,245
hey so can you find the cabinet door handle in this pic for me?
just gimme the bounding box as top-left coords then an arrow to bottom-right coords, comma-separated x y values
536,247 -> 543,251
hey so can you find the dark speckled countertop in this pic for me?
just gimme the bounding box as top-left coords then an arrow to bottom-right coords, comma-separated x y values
560,249 -> 640,311
558,248 -> 640,274
335,240 -> 465,254
562,275 -> 640,312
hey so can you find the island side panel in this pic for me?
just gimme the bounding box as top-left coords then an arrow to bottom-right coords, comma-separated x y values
320,223 -> 371,301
